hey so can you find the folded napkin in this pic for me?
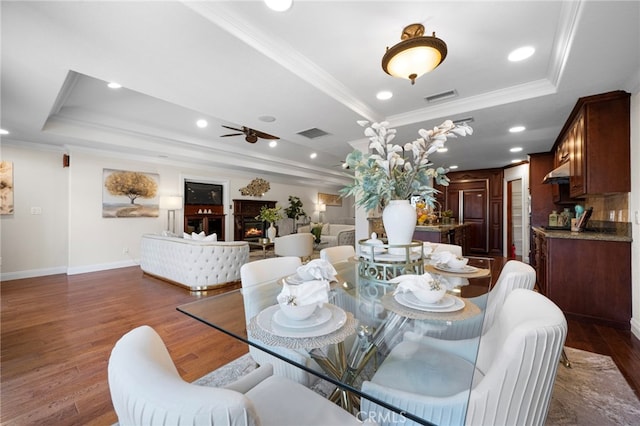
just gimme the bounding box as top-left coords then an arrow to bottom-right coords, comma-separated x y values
296,259 -> 338,282
390,272 -> 440,295
430,251 -> 454,265
277,280 -> 330,307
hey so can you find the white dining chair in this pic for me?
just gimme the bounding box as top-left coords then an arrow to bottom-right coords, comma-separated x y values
273,233 -> 314,262
240,256 -> 318,386
429,259 -> 536,340
361,289 -> 567,426
426,242 -> 463,257
108,325 -> 366,426
320,245 -> 356,264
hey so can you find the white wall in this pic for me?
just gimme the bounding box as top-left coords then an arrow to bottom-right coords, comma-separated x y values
0,145 -> 348,280
630,90 -> 640,340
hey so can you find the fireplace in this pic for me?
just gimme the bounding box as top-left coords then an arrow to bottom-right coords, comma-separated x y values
233,199 -> 276,241
243,219 -> 265,241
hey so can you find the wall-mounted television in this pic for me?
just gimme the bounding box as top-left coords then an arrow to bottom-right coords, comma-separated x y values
184,181 -> 223,205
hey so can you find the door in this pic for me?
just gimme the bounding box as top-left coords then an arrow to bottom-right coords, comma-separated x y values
446,180 -> 489,254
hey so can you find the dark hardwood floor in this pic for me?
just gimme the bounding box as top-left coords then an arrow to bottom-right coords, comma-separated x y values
1,260 -> 639,425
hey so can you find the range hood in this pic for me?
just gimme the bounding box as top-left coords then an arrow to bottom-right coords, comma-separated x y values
542,161 -> 570,184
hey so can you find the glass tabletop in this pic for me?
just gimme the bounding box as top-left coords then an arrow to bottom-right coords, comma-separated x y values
177,257 -> 492,426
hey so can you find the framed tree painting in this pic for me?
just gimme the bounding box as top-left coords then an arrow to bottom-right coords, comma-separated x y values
0,161 -> 14,214
102,169 -> 160,218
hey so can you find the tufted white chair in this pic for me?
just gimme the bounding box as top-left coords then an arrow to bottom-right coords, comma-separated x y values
240,257 -> 318,386
140,234 -> 249,291
320,245 -> 356,264
273,233 -> 314,262
361,289 -> 567,426
108,325 -> 365,426
433,260 -> 536,340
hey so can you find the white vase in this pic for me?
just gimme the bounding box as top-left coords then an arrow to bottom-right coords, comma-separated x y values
383,199 -> 417,255
267,223 -> 277,242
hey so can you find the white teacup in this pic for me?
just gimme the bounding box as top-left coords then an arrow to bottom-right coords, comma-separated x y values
447,257 -> 469,269
412,286 -> 447,304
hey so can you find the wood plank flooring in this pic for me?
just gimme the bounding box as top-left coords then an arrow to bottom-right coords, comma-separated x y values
1,261 -> 639,425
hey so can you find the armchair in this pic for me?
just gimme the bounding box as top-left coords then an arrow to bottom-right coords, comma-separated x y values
273,233 -> 314,262
108,325 -> 364,426
361,289 -> 567,426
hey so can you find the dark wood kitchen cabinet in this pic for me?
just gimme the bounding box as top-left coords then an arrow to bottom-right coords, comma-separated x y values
532,228 -> 631,329
552,91 -> 630,198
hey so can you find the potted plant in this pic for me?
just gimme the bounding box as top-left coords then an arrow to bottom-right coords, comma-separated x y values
441,209 -> 454,224
340,120 -> 472,251
284,196 -> 307,221
256,206 -> 284,241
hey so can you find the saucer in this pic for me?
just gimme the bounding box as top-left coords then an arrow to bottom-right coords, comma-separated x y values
272,306 -> 332,329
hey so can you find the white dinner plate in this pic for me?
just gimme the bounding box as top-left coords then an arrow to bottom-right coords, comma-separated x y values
272,306 -> 332,329
284,274 -> 305,285
394,293 -> 464,313
256,304 -> 347,338
433,264 -> 478,274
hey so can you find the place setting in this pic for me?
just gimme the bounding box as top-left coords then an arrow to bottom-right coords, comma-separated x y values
381,272 -> 480,321
249,260 -> 357,349
425,251 -> 489,278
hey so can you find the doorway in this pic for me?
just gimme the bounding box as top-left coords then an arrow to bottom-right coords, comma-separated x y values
507,179 -> 523,259
446,179 -> 489,254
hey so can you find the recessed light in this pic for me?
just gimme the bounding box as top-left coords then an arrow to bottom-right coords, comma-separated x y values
310,152 -> 317,159
107,82 -> 122,89
508,46 -> 535,62
0,129 -> 9,135
376,91 -> 393,100
259,115 -> 276,122
510,147 -> 523,152
196,119 -> 208,128
269,141 -> 278,148
264,0 -> 292,12
449,165 -> 459,169
511,159 -> 523,163
509,126 -> 526,133
437,148 -> 448,153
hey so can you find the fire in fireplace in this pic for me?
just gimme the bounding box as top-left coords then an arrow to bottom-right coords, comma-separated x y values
243,220 -> 264,240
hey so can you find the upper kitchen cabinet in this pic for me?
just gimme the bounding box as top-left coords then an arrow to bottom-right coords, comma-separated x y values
554,91 -> 631,198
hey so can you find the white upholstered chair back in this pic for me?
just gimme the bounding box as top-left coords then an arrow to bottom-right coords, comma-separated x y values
361,289 -> 567,426
320,245 -> 356,264
108,325 -> 260,426
481,259 -> 536,333
273,233 -> 314,261
239,256 -> 315,386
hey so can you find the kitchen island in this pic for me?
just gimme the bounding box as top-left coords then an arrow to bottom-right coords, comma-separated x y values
531,224 -> 631,329
413,223 -> 470,253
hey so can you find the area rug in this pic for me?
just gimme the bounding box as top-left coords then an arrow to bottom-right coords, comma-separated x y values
194,347 -> 640,425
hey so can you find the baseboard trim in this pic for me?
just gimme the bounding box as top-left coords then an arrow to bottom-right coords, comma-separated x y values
67,259 -> 138,275
1,266 -> 68,282
631,317 -> 640,341
1,259 -> 139,282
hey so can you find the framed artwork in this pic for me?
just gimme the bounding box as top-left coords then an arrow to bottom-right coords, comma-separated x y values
102,169 -> 160,218
318,192 -> 342,207
0,161 -> 14,215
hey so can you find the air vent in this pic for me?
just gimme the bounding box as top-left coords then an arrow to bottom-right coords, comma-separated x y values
424,90 -> 457,103
453,117 -> 474,125
297,128 -> 329,139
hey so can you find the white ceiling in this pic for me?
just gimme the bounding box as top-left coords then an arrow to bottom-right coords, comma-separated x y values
2,1 -> 639,187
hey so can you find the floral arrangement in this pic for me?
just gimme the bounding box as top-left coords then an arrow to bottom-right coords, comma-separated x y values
340,120 -> 472,212
256,206 -> 284,223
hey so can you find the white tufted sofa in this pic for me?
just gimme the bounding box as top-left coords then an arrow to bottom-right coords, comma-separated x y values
140,234 -> 249,291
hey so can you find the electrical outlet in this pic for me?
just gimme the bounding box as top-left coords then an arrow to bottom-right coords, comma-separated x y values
122,247 -> 129,254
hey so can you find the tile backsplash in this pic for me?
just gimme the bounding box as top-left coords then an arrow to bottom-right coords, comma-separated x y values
582,193 -> 629,222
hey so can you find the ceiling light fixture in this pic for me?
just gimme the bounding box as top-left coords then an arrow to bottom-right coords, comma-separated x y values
382,23 -> 447,85
376,91 -> 393,100
0,129 -> 9,135
269,141 -> 278,148
107,82 -> 122,89
449,165 -> 459,169
510,147 -> 523,152
264,0 -> 292,12
196,119 -> 208,128
310,153 -> 317,159
509,125 -> 526,133
508,46 -> 535,62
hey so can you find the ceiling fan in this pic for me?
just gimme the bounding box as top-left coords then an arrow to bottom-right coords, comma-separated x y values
220,125 -> 279,144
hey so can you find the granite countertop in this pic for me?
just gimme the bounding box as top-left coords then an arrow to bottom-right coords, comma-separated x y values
532,223 -> 632,243
415,223 -> 469,232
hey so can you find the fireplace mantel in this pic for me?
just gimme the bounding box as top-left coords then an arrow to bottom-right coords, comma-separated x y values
233,199 -> 276,241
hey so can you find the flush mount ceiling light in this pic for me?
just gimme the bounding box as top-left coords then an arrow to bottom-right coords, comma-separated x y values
264,0 -> 292,12
382,23 -> 447,85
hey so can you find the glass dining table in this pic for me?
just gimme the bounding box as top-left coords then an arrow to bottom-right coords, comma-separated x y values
177,255 -> 493,426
